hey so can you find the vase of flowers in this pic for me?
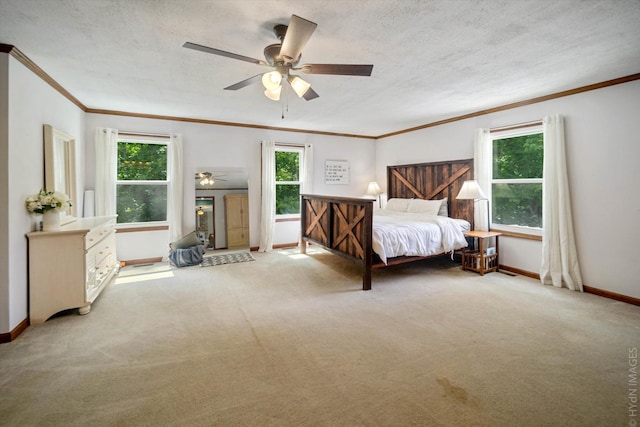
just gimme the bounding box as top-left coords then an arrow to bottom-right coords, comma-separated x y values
25,190 -> 72,231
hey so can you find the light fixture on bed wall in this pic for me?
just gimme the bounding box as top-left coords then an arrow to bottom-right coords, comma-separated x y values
456,180 -> 489,231
366,181 -> 383,208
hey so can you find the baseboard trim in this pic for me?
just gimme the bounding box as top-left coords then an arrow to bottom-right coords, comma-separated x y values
273,242 -> 299,249
499,265 -> 540,280
583,285 -> 640,306
0,317 -> 29,344
249,243 -> 299,252
122,257 -> 164,266
499,265 -> 639,306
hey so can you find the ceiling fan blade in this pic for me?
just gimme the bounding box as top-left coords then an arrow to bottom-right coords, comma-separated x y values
183,42 -> 269,66
279,15 -> 317,64
300,64 -> 374,76
224,74 -> 264,90
302,87 -> 319,101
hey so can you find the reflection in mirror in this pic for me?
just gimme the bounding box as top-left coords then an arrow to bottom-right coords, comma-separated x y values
43,124 -> 77,220
195,168 -> 249,252
195,197 -> 215,249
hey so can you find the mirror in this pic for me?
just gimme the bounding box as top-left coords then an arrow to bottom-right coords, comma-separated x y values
195,168 -> 249,252
44,124 -> 77,220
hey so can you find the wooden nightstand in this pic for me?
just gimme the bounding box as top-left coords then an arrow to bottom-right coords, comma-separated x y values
461,230 -> 502,275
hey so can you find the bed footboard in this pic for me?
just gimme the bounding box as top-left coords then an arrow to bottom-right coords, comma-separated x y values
300,194 -> 374,290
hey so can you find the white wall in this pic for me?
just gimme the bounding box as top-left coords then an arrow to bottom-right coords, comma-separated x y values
0,54 -> 9,335
0,54 -> 85,334
84,113 -> 376,259
377,80 -> 640,299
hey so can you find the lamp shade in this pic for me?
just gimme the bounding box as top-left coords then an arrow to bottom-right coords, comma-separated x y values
264,86 -> 281,101
262,71 -> 282,91
288,75 -> 311,98
366,181 -> 383,196
456,180 -> 488,200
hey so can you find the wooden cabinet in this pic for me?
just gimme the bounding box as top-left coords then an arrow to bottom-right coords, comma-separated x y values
224,194 -> 249,249
26,216 -> 118,324
461,230 -> 501,275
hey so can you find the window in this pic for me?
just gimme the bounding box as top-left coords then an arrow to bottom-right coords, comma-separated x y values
275,146 -> 303,216
490,127 -> 543,232
116,139 -> 168,224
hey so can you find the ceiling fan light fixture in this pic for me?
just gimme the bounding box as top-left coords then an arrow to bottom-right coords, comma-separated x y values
288,75 -> 311,98
262,71 -> 282,91
264,86 -> 282,101
200,177 -> 214,186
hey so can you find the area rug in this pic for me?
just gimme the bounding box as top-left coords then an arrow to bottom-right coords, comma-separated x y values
200,252 -> 255,267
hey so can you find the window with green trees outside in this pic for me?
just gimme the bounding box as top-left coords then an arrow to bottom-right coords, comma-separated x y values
491,131 -> 543,230
116,141 -> 168,223
275,149 -> 302,216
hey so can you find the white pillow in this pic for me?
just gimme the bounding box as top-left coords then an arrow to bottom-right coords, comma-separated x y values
407,198 -> 442,215
385,198 -> 410,212
438,197 -> 449,216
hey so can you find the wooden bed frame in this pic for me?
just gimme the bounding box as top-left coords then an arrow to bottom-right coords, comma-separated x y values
300,159 -> 474,290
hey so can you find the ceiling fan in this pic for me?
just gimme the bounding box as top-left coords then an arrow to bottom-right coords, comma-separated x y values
195,172 -> 226,186
183,14 -> 374,102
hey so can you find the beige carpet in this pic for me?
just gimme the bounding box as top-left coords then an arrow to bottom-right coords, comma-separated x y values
1,247 -> 638,426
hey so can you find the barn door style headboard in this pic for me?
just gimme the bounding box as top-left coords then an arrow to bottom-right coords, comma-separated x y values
387,159 -> 475,228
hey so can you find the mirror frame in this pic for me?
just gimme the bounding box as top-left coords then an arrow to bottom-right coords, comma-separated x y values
43,124 -> 78,219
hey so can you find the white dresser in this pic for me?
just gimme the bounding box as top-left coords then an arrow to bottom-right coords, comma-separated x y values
27,216 -> 118,324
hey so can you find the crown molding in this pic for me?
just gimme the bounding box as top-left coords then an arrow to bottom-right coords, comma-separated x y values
377,72 -> 640,139
3,43 -> 639,140
1,43 -> 86,111
85,108 -> 377,139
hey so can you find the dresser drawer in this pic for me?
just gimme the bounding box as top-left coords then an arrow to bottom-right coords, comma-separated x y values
85,219 -> 115,249
85,232 -> 116,301
93,232 -> 116,265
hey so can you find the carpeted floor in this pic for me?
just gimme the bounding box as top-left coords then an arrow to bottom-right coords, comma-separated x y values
0,247 -> 638,426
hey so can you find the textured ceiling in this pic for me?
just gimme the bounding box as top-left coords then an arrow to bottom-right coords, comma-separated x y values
1,0 -> 639,137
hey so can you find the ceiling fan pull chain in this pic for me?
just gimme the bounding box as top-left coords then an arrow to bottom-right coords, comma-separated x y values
281,88 -> 289,120
282,82 -> 289,119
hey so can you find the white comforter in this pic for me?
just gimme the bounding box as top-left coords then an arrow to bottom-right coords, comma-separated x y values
372,210 -> 470,264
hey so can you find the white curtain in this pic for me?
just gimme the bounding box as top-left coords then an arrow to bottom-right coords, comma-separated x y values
300,144 -> 314,246
167,133 -> 184,243
94,127 -> 118,217
540,115 -> 583,291
473,128 -> 491,231
302,143 -> 314,193
258,141 -> 276,252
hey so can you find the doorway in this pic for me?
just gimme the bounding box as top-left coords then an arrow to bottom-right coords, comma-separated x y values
195,197 -> 215,249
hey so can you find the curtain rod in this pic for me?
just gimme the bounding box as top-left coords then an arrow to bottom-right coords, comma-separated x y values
490,120 -> 542,133
118,130 -> 171,138
272,141 -> 310,148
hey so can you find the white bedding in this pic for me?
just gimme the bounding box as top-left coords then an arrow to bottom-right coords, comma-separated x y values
372,210 -> 470,264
